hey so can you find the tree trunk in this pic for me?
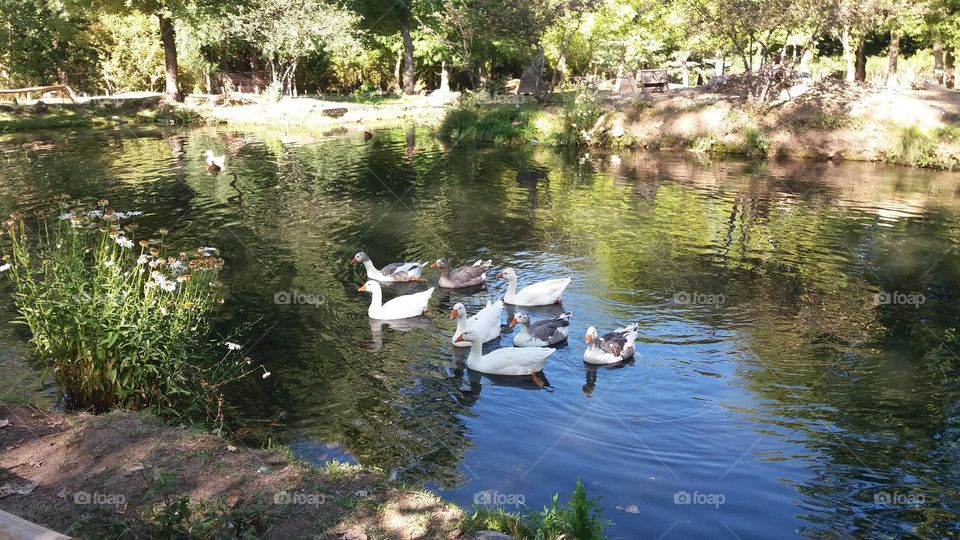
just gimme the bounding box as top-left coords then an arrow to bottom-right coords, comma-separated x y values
947,49 -> 956,89
394,50 -> 402,92
855,40 -> 867,82
886,26 -> 900,87
842,26 -> 855,82
400,21 -> 415,95
933,30 -> 944,85
157,14 -> 183,102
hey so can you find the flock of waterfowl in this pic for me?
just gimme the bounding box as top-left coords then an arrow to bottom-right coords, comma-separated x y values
204,149 -> 640,380
351,252 -> 639,382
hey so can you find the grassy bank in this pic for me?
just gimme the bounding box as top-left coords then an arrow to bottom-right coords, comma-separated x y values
0,403 -> 611,539
0,96 -> 182,133
439,84 -> 960,171
0,92 -> 456,134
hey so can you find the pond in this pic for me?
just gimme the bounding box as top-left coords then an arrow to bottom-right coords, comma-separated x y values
1,126 -> 959,538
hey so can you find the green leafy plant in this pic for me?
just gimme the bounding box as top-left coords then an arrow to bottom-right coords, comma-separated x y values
463,479 -> 610,540
744,128 -> 770,158
1,199 -> 267,417
558,91 -> 602,147
438,105 -> 531,146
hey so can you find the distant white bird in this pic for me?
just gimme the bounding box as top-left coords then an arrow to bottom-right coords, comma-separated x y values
205,150 -> 226,173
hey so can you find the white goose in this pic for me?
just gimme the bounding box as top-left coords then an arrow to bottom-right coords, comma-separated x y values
359,280 -> 433,320
352,252 -> 426,283
497,267 -> 571,306
583,323 -> 639,364
451,300 -> 503,347
456,328 -> 555,380
204,150 -> 226,173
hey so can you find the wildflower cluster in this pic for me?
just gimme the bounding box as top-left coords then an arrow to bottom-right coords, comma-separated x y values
1,198 -> 266,418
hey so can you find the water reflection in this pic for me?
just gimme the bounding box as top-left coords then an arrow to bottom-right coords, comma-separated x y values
0,127 -> 959,537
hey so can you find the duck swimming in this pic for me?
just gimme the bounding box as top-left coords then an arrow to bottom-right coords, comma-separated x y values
511,311 -> 572,347
583,323 -> 639,364
456,328 -> 554,382
497,267 -> 571,306
204,150 -> 226,174
352,252 -> 426,283
432,258 -> 492,288
358,280 -> 433,320
451,300 -> 504,347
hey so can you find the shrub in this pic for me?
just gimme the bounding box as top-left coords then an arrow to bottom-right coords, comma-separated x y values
1,200 -> 266,417
463,479 -> 610,540
744,128 -> 770,158
438,105 -> 530,145
881,124 -> 960,169
558,91 -> 602,147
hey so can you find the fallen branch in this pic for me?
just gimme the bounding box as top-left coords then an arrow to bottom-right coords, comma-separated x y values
0,85 -> 77,103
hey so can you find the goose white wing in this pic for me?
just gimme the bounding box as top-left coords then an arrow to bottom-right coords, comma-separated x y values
472,347 -> 554,375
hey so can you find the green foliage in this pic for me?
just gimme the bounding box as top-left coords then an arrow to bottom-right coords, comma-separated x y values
1,200 -> 265,417
744,128 -> 771,158
885,124 -> 946,168
557,91 -> 602,147
142,469 -> 263,538
438,104 -> 532,145
463,479 -> 610,540
89,13 -> 165,93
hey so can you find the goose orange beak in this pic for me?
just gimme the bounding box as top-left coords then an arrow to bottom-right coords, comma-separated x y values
449,309 -> 458,319
351,256 -> 358,264
509,317 -> 518,329
495,272 -> 503,279
585,334 -> 593,344
358,284 -> 367,292
430,261 -> 439,268
455,334 -> 463,343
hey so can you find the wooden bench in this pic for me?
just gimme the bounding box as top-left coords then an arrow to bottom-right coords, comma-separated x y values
638,69 -> 669,92
0,509 -> 70,539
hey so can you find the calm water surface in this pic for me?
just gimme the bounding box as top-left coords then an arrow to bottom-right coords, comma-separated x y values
1,126 -> 959,538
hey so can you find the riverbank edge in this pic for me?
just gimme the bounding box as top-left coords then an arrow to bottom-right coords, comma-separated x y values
438,87 -> 960,171
0,402 -> 498,539
4,88 -> 957,172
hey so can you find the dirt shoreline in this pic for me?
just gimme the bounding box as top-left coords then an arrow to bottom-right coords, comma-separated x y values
0,403 -> 470,539
2,85 -> 958,171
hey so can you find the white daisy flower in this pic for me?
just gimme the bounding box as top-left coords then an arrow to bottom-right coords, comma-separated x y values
103,260 -> 114,268
262,371 -> 271,379
225,342 -> 242,351
169,260 -> 187,274
0,263 -> 10,272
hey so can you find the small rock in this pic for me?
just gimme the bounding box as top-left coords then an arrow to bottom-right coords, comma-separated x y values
256,465 -> 271,474
211,427 -> 221,435
227,445 -> 237,452
0,419 -> 10,428
354,489 -> 368,497
0,482 -> 36,498
124,463 -> 146,476
472,532 -> 515,540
